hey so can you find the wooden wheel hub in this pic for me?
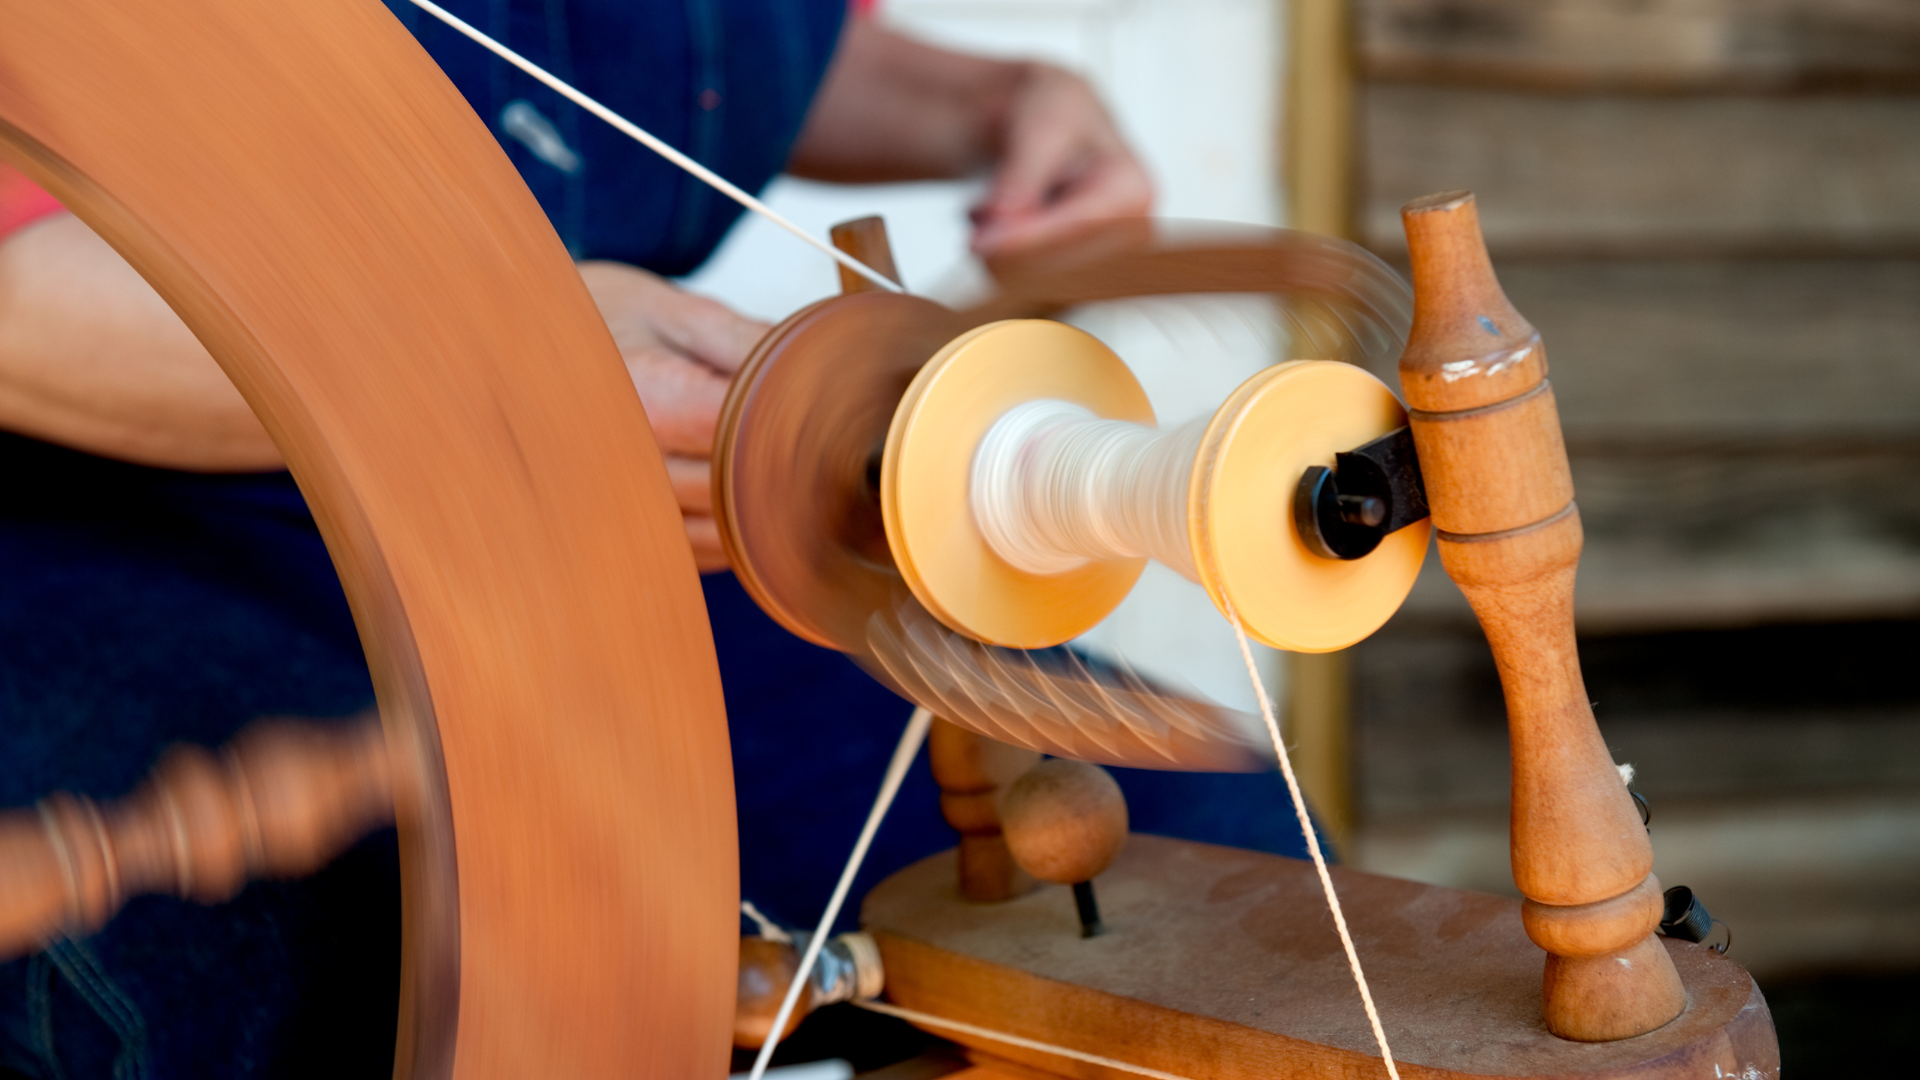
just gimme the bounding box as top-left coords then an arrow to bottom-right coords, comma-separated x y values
715,290 -> 965,652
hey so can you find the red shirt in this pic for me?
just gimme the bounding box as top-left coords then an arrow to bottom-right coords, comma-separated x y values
0,162 -> 65,239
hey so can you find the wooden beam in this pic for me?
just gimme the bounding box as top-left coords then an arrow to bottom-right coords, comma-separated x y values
1362,85 -> 1920,259
1359,0 -> 1920,93
1285,0 -> 1357,239
1284,0 -> 1361,852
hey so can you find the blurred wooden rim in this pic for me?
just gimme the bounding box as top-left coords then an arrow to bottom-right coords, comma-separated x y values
0,1 -> 737,1076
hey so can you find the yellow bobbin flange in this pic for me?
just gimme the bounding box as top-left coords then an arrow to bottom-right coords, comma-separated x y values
1190,359 -> 1429,653
882,321 -> 1155,650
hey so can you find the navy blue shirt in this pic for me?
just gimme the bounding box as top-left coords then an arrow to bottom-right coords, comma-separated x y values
0,4 -> 1311,1076
384,0 -> 846,271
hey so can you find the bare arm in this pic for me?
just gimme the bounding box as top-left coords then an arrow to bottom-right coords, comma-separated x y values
0,212 -> 282,470
0,212 -> 757,569
789,19 -> 1152,254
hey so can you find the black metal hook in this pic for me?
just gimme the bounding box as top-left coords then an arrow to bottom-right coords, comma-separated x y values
1294,425 -> 1430,560
1659,885 -> 1730,954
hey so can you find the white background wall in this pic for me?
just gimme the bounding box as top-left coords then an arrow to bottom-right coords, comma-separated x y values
684,0 -> 1291,713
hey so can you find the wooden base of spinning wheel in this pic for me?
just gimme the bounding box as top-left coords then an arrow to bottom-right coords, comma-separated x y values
864,835 -> 1778,1080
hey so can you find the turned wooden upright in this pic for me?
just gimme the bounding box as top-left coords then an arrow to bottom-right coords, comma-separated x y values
928,719 -> 1041,901
0,715 -> 397,960
1400,191 -> 1685,1040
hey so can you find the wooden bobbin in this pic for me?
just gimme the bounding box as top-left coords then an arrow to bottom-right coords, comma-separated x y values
1399,191 -> 1686,1041
0,714 -> 398,960
881,319 -> 1428,650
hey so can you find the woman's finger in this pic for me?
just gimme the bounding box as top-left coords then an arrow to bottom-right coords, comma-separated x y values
624,345 -> 735,456
684,514 -> 731,573
975,155 -> 1153,254
665,454 -> 712,515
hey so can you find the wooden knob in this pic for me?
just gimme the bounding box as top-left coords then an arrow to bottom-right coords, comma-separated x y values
0,713 -> 398,959
1399,191 -> 1685,1041
1001,759 -> 1127,887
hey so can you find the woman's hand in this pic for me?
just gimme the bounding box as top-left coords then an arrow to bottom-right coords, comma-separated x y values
789,19 -> 1152,257
579,261 -> 767,573
969,63 -> 1153,255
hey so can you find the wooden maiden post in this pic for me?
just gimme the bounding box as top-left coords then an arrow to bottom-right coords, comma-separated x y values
928,719 -> 1042,902
1399,192 -> 1687,1040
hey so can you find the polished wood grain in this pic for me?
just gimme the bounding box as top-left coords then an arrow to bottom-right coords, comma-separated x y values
736,937 -> 811,1049
734,931 -> 887,1049
1398,191 -> 1683,1040
866,835 -> 1778,1080
0,1 -> 735,1075
830,216 -> 904,293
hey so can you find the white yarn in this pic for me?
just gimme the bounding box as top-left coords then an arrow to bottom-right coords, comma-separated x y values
740,900 -> 792,944
857,1000 -> 1201,1080
1222,598 -> 1401,1080
972,401 -> 1205,581
747,707 -> 933,1080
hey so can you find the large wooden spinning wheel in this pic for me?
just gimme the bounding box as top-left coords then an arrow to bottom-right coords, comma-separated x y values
0,0 -> 737,1076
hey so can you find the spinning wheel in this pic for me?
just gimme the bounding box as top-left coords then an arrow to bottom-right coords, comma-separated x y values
0,0 -> 736,1075
719,205 -> 1778,1077
0,1 -> 1782,1078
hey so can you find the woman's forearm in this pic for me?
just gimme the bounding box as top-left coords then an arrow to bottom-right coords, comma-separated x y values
0,212 -> 282,471
787,19 -> 1027,184
788,19 -> 1152,254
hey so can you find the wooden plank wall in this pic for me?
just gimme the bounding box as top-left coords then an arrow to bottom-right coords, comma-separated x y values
1354,5 -> 1920,629
1346,0 -> 1920,986
1360,0 -> 1920,93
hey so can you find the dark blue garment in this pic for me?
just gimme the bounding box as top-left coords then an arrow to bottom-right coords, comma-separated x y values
0,434 -> 394,1078
382,0 -> 846,270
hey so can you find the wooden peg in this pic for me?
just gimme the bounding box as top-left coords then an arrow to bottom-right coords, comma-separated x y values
733,931 -> 885,1049
1398,191 -> 1685,1041
1000,759 -> 1128,937
0,713 -> 399,959
830,215 -> 903,295
928,718 -> 1042,902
